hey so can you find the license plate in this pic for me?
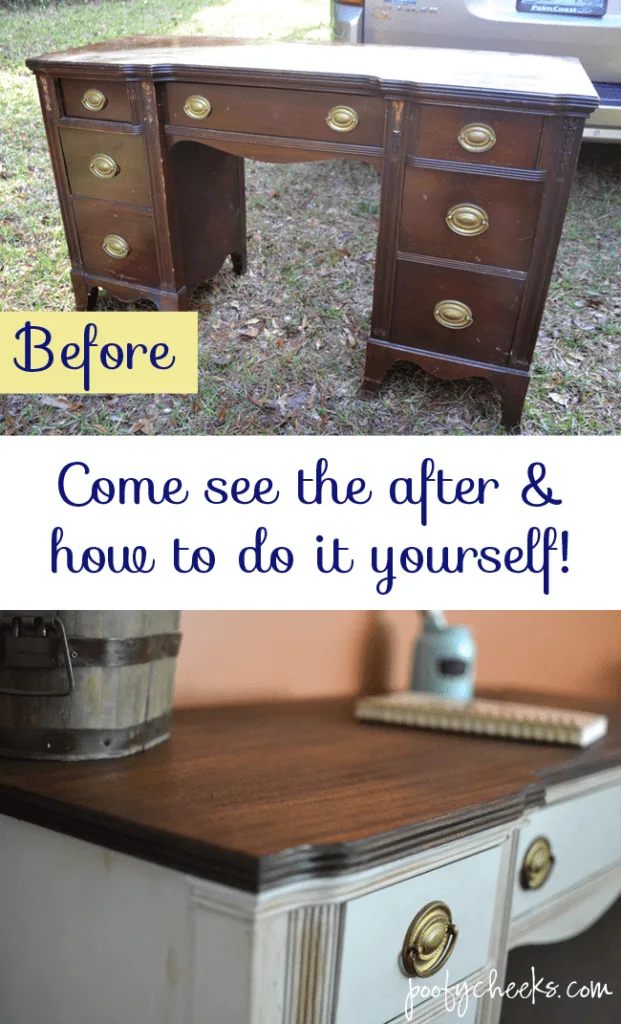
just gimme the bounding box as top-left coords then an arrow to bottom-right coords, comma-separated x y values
516,0 -> 607,16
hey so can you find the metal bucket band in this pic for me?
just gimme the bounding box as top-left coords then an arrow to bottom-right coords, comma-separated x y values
66,632 -> 182,668
0,627 -> 181,697
0,711 -> 172,761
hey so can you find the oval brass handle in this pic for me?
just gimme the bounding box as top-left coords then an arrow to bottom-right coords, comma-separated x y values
183,94 -> 212,120
433,299 -> 473,330
90,153 -> 120,180
102,234 -> 131,259
402,901 -> 458,978
446,203 -> 489,237
458,123 -> 496,154
82,89 -> 107,113
521,836 -> 555,891
326,105 -> 359,133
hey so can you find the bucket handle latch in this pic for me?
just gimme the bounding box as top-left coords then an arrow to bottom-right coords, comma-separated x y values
0,613 -> 75,697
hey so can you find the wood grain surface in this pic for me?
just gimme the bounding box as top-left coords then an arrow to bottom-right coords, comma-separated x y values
164,82 -> 385,146
60,77 -> 132,122
390,258 -> 524,365
398,166 -> 543,274
27,40 -> 598,110
0,694 -> 619,891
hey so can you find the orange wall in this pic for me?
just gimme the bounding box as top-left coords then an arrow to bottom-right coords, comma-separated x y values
175,611 -> 621,705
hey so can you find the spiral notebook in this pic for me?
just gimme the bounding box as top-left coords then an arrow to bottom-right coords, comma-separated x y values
355,692 -> 608,748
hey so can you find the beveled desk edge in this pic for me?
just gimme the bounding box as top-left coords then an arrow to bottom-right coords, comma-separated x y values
26,63 -> 599,118
1,696 -> 619,893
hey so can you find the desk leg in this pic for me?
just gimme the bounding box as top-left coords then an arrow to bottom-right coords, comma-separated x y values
231,157 -> 247,276
72,273 -> 98,312
362,338 -> 399,393
167,143 -> 247,301
363,336 -> 529,431
498,373 -> 530,434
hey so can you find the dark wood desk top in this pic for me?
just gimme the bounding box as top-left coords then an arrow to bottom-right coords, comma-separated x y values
0,694 -> 619,892
26,37 -> 598,113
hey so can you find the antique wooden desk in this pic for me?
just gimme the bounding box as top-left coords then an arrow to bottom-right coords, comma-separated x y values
1,694 -> 619,1024
27,39 -> 598,428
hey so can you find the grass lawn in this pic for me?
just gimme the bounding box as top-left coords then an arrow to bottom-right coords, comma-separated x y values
1,0 -> 620,435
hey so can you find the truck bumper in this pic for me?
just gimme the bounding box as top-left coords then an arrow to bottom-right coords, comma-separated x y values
585,83 -> 621,142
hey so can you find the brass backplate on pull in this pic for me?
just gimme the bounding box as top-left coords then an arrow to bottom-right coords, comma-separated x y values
402,901 -> 458,978
326,105 -> 359,133
458,123 -> 496,153
183,95 -> 212,120
446,203 -> 489,237
82,89 -> 107,113
102,234 -> 130,259
90,153 -> 120,180
521,836 -> 555,890
433,299 -> 473,330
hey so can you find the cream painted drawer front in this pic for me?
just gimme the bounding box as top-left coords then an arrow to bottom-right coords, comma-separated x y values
434,1001 -> 478,1024
512,782 -> 621,919
335,844 -> 502,1024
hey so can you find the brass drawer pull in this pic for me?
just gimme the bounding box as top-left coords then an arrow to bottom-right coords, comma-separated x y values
402,901 -> 458,978
446,203 -> 489,237
434,299 -> 473,330
326,105 -> 359,133
102,234 -> 131,259
90,153 -> 120,180
183,95 -> 212,120
521,836 -> 555,891
82,89 -> 107,113
458,123 -> 496,154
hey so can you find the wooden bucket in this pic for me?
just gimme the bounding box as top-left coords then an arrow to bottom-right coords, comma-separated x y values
0,611 -> 181,761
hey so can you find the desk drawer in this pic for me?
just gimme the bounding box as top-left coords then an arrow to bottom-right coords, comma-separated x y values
61,78 -> 132,123
60,128 -> 151,207
391,259 -> 523,366
72,198 -> 159,287
334,844 -> 501,1024
164,83 -> 385,147
415,106 -> 544,170
512,782 -> 621,920
399,166 -> 543,274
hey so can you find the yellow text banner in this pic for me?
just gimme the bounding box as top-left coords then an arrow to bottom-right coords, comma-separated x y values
0,312 -> 198,394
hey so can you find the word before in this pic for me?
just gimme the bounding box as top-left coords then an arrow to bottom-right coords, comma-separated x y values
14,321 -> 175,391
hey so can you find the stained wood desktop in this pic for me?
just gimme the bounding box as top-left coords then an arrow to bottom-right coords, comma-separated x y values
1,694 -> 620,1024
27,38 -> 598,429
1,694 -> 619,892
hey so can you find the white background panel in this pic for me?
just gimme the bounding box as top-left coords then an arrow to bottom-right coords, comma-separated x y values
0,435 -> 617,609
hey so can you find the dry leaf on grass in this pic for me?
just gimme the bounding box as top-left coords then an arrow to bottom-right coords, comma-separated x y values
39,396 -> 83,411
549,393 -> 569,407
246,394 -> 276,410
132,419 -> 154,434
